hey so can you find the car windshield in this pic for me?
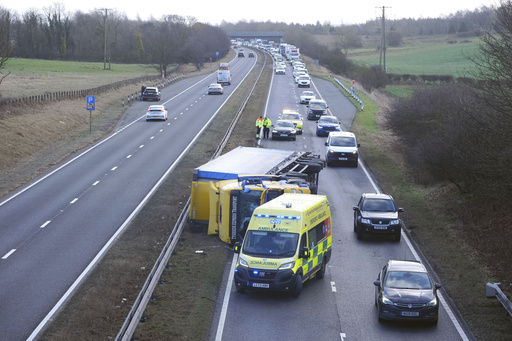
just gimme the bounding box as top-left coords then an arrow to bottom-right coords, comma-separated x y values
362,198 -> 396,212
385,271 -> 432,290
281,114 -> 300,120
319,117 -> 338,124
302,91 -> 314,96
243,230 -> 299,258
276,121 -> 294,128
310,102 -> 327,110
330,136 -> 356,147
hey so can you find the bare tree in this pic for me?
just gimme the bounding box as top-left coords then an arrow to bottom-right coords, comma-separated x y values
0,7 -> 14,94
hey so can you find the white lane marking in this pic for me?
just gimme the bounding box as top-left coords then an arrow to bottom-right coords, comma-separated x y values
2,249 -> 16,259
215,253 -> 238,341
92,181 -> 100,186
139,145 -> 144,149
331,281 -> 337,292
70,198 -> 78,204
111,166 -> 118,171
40,221 -> 51,228
126,155 -> 132,159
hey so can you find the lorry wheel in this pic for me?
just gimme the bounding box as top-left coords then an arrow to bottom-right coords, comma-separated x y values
291,274 -> 302,297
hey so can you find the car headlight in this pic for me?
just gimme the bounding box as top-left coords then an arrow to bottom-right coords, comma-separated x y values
381,295 -> 394,305
390,219 -> 400,225
426,297 -> 438,307
318,125 -> 324,128
352,150 -> 358,155
361,218 -> 371,224
238,257 -> 249,268
291,129 -> 296,134
279,261 -> 295,270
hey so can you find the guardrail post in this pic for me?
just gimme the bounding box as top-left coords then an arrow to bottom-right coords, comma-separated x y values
486,282 -> 512,317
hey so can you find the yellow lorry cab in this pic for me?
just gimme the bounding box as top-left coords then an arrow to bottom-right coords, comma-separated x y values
234,193 -> 332,297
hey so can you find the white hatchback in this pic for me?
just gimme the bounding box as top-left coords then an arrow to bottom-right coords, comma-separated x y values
146,105 -> 168,121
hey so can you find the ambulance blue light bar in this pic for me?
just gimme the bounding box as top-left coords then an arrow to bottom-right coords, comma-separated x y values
254,214 -> 301,220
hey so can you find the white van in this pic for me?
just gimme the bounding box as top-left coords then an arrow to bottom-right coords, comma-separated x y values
217,70 -> 231,85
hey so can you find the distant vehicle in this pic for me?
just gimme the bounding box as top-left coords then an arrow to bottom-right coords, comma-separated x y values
146,105 -> 168,121
316,116 -> 342,136
278,110 -> 303,134
219,62 -> 229,70
238,52 -> 245,57
297,75 -> 311,88
307,99 -> 329,120
271,120 -> 297,141
374,260 -> 441,324
248,52 -> 255,57
208,83 -> 224,95
275,67 -> 286,75
325,131 -> 359,167
300,90 -> 316,104
353,193 -> 403,241
141,87 -> 161,101
217,70 -> 231,85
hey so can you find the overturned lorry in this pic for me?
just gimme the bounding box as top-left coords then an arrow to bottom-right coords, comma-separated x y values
190,146 -> 324,245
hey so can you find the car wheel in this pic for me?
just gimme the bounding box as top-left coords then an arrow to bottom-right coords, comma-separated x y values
316,261 -> 326,280
394,233 -> 401,242
353,159 -> 359,168
290,274 -> 302,297
354,219 -> 358,232
357,226 -> 364,240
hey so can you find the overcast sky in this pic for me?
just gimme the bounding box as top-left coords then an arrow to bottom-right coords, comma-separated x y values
5,0 -> 496,25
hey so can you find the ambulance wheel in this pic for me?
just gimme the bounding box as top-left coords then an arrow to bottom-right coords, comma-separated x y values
291,274 -> 302,297
235,283 -> 245,294
316,261 -> 326,280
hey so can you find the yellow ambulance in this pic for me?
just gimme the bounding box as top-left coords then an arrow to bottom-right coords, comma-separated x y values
233,193 -> 332,297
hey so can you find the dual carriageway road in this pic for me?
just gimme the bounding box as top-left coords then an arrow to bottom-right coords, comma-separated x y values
0,49 -> 472,340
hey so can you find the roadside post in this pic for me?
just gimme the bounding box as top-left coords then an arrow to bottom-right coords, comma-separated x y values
86,95 -> 95,133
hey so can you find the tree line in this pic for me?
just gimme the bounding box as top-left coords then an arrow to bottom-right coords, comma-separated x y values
0,4 -> 230,76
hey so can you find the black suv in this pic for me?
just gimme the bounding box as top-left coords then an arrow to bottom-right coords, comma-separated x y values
307,99 -> 328,120
353,193 -> 404,241
141,87 -> 161,101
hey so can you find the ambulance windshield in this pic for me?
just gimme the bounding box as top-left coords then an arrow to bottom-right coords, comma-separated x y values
243,230 -> 299,258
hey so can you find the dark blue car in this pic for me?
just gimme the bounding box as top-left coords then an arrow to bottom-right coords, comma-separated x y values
316,115 -> 342,136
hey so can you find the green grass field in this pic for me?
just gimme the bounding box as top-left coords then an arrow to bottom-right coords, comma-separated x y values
4,58 -> 154,76
349,36 -> 480,77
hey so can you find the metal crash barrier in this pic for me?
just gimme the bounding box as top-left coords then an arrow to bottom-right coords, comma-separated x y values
485,282 -> 512,317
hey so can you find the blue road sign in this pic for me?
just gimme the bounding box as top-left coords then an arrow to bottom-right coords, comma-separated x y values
87,96 -> 95,110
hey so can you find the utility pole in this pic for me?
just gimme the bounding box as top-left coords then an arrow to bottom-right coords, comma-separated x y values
99,8 -> 112,70
377,6 -> 390,72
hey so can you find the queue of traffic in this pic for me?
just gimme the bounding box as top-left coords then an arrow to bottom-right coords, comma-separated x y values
212,42 -> 441,324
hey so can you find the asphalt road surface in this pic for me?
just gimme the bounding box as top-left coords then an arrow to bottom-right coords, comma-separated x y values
209,59 -> 472,341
